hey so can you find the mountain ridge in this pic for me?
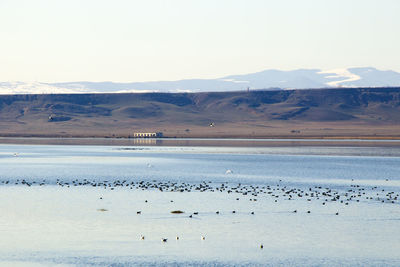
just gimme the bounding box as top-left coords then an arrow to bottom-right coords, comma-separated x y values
0,87 -> 399,139
2,67 -> 400,95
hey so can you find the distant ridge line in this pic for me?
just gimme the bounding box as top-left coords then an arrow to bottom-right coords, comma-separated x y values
1,67 -> 400,94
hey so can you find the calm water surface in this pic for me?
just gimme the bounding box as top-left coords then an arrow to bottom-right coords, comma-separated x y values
0,144 -> 399,266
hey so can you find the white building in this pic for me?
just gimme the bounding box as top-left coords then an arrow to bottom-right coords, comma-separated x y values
133,132 -> 163,138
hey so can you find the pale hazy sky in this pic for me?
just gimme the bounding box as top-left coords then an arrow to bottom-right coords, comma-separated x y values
1,0 -> 399,82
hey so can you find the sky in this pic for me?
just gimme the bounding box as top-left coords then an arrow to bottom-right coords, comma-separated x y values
0,0 -> 399,82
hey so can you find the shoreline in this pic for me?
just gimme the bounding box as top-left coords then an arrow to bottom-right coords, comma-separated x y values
2,133 -> 400,140
2,136 -> 400,147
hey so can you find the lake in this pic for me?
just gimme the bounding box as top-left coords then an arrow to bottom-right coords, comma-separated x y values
0,143 -> 399,266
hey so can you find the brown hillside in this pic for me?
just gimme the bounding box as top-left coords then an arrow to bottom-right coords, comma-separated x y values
0,87 -> 399,138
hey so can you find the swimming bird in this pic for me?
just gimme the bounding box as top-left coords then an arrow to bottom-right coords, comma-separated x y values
260,244 -> 264,249
201,236 -> 205,240
161,238 -> 167,242
140,235 -> 145,240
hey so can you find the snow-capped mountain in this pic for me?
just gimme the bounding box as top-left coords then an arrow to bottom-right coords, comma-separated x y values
1,67 -> 400,94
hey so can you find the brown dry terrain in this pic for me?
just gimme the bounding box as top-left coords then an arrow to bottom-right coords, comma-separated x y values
0,87 -> 400,139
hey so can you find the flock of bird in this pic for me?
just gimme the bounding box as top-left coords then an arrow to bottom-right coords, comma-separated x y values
1,163 -> 398,250
1,177 -> 398,208
4,151 -> 399,256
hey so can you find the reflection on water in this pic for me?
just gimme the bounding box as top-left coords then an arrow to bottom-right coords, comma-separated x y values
1,137 -> 400,147
131,138 -> 162,146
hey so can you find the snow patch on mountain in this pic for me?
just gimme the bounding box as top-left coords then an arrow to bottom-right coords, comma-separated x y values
0,82 -> 84,95
318,68 -> 361,87
0,82 -> 158,95
220,79 -> 250,84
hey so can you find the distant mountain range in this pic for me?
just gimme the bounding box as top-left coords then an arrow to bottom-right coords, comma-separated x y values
1,67 -> 400,94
